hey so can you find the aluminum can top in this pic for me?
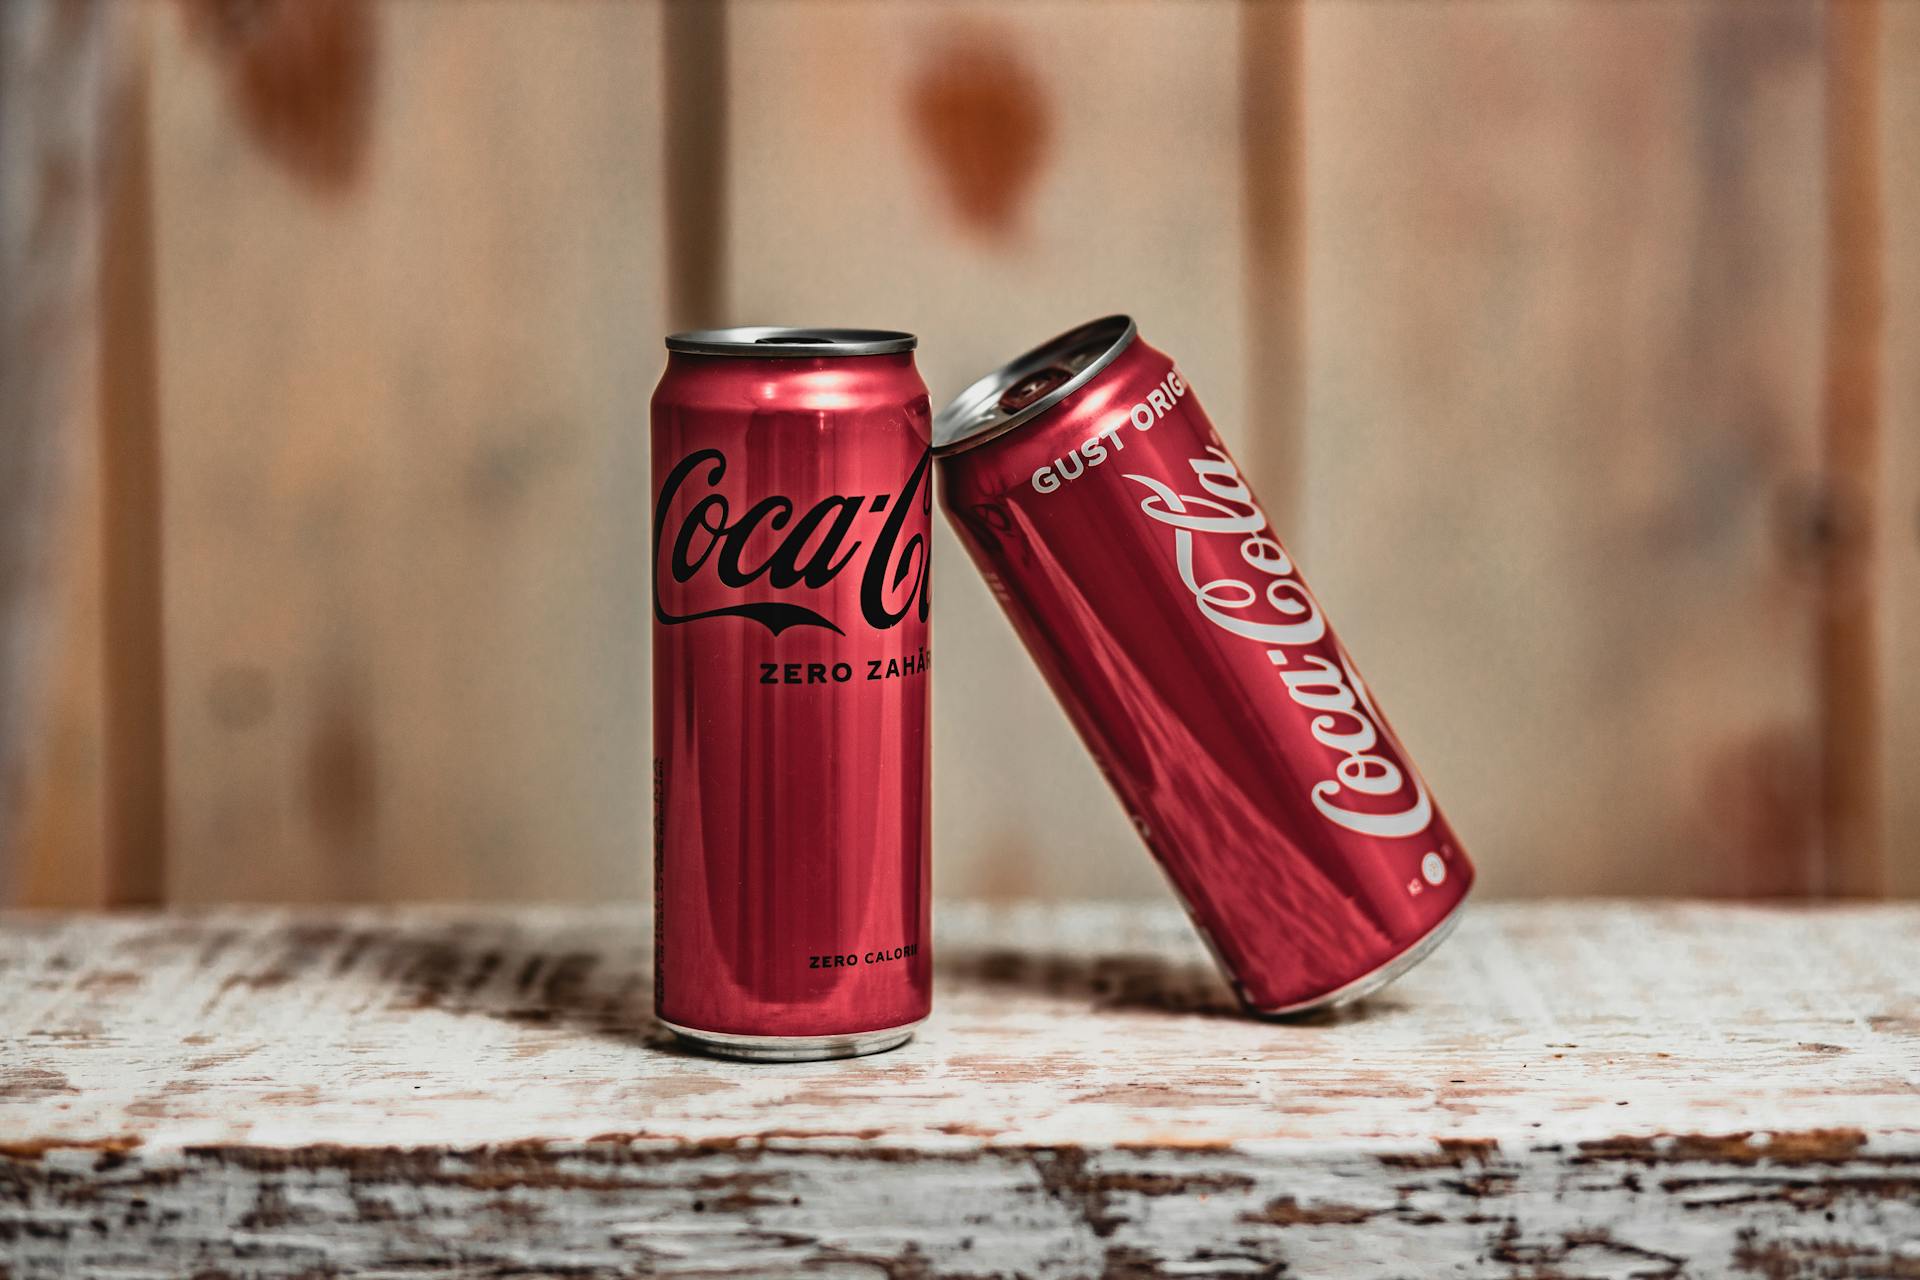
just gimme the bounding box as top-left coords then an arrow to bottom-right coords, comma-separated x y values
665,326 -> 917,359
933,315 -> 1136,455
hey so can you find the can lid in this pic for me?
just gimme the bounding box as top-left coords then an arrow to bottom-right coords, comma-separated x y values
665,327 -> 917,358
932,315 -> 1137,455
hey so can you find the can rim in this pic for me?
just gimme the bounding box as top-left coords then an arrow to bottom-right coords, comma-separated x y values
932,315 -> 1138,456
665,326 -> 917,358
1250,894 -> 1470,1018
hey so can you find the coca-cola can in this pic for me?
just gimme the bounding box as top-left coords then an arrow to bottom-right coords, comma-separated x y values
652,327 -> 932,1060
934,316 -> 1472,1014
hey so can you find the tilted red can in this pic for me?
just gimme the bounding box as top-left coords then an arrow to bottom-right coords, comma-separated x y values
934,316 -> 1472,1014
652,327 -> 932,1060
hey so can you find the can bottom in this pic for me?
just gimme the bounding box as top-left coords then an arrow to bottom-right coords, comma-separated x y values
1253,896 -> 1469,1019
660,1018 -> 923,1063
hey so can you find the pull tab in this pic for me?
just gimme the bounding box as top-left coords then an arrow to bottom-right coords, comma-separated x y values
998,366 -> 1073,414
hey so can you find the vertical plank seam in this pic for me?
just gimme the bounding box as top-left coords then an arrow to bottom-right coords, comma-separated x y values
1238,0 -> 1305,534
97,5 -> 166,906
663,0 -> 728,332
1819,0 -> 1885,898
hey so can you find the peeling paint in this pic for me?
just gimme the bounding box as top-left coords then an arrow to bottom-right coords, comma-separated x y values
0,903 -> 1915,1277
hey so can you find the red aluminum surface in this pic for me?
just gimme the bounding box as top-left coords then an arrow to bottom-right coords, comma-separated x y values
937,326 -> 1472,1011
652,349 -> 932,1038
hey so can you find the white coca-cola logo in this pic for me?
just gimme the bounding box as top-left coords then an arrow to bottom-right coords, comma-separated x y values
1123,447 -> 1433,839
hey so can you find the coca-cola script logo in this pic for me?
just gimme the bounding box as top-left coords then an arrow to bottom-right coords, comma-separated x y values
1124,447 -> 1433,839
653,448 -> 931,636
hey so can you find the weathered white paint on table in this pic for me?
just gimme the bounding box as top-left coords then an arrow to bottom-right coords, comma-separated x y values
1,902 -> 1916,1278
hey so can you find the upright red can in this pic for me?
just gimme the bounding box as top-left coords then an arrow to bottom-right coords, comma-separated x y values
935,317 -> 1472,1014
652,327 -> 932,1060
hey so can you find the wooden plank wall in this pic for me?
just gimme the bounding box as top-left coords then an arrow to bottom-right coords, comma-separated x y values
146,0 -> 666,901
722,0 -> 1264,900
0,0 -> 116,907
1298,2 -> 1830,897
2,0 -> 1912,905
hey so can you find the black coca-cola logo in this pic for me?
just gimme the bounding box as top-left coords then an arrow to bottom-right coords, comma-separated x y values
653,448 -> 931,635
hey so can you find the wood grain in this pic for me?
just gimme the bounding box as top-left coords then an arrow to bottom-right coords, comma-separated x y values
1299,3 -> 1830,898
146,1 -> 667,903
0,3 -> 89,818
724,0 -> 1263,904
1,902 -> 1917,1277
6,1 -> 1918,910
1,0 -> 119,907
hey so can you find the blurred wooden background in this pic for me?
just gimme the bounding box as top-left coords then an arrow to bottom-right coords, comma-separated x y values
1,0 -> 1914,908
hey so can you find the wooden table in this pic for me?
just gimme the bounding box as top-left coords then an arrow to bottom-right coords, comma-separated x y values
2,902 -> 1916,1278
